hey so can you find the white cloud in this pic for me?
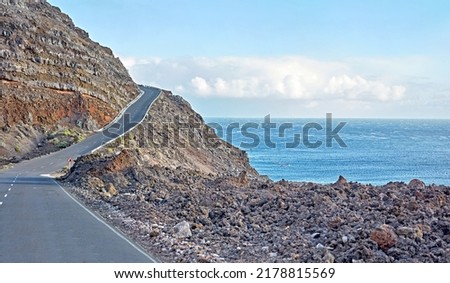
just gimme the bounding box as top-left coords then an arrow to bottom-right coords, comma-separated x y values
213,78 -> 228,93
123,56 -> 407,102
325,75 -> 405,101
120,56 -> 159,70
121,57 -> 137,69
191,76 -> 210,95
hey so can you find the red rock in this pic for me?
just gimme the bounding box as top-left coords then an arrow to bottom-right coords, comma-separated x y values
1,1 -> 140,163
370,224 -> 398,252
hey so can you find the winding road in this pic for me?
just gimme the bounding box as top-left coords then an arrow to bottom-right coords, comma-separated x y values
0,86 -> 161,262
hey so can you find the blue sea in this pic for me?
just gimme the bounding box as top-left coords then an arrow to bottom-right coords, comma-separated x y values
205,118 -> 450,185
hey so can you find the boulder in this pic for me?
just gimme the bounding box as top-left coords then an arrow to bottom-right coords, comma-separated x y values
370,224 -> 397,252
334,175 -> 348,187
106,183 -> 118,196
87,176 -> 104,191
173,221 -> 192,238
408,179 -> 426,189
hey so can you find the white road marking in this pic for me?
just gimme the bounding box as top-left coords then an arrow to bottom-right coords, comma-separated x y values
53,180 -> 158,262
40,174 -> 53,178
11,184 -> 13,187
0,202 -> 2,205
4,194 -> 7,198
8,188 -> 11,191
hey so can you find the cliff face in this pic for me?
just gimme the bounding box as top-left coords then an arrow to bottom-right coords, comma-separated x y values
64,91 -> 258,181
0,0 -> 139,164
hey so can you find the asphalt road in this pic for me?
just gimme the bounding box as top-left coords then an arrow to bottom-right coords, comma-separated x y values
0,86 -> 161,262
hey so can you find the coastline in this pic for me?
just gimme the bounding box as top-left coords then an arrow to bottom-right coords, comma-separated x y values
58,93 -> 450,263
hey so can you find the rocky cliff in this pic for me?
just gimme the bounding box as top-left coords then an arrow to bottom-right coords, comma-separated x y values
63,90 -> 258,184
0,0 -> 139,164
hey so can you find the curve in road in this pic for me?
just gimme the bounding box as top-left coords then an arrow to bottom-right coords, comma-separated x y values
0,86 -> 161,262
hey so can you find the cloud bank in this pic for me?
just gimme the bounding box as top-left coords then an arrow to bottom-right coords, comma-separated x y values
124,56 -> 406,102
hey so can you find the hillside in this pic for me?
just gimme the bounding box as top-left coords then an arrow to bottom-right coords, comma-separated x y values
63,90 -> 258,186
62,92 -> 450,263
0,0 -> 139,165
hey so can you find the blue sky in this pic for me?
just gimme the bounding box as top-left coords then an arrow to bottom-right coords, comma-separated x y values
49,0 -> 450,118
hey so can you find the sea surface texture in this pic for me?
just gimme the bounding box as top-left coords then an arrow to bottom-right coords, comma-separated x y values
206,118 -> 450,185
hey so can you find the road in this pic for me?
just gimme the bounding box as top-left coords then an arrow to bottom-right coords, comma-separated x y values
0,86 -> 161,262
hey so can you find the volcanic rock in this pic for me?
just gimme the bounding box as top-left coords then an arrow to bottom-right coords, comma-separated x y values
0,0 -> 139,164
370,224 -> 398,252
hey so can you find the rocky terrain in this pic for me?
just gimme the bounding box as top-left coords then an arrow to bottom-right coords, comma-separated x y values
61,92 -> 450,263
0,0 -> 139,165
3,0 -> 449,263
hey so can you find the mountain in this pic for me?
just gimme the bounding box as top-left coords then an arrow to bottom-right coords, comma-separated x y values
0,0 -> 139,164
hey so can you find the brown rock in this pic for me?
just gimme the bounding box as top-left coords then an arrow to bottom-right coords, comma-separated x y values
407,200 -> 420,211
238,171 -> 248,184
396,226 -> 423,240
87,176 -> 104,191
149,229 -> 160,238
1,1 -> 140,163
334,175 -> 348,187
408,179 -> 426,189
106,183 -> 118,196
328,216 -> 344,229
370,224 -> 398,252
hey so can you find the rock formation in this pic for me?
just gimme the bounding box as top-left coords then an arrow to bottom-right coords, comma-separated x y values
1,0 -> 139,164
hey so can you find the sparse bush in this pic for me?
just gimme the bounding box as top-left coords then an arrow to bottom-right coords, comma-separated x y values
61,129 -> 72,137
56,141 -> 69,148
47,131 -> 57,139
50,138 -> 69,148
74,133 -> 86,143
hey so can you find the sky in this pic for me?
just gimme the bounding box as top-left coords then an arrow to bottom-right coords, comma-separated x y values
48,0 -> 450,118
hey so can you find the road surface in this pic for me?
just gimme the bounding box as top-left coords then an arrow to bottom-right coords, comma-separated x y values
0,86 -> 161,262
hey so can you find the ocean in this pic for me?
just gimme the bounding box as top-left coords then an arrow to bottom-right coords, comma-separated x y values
205,117 -> 450,185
